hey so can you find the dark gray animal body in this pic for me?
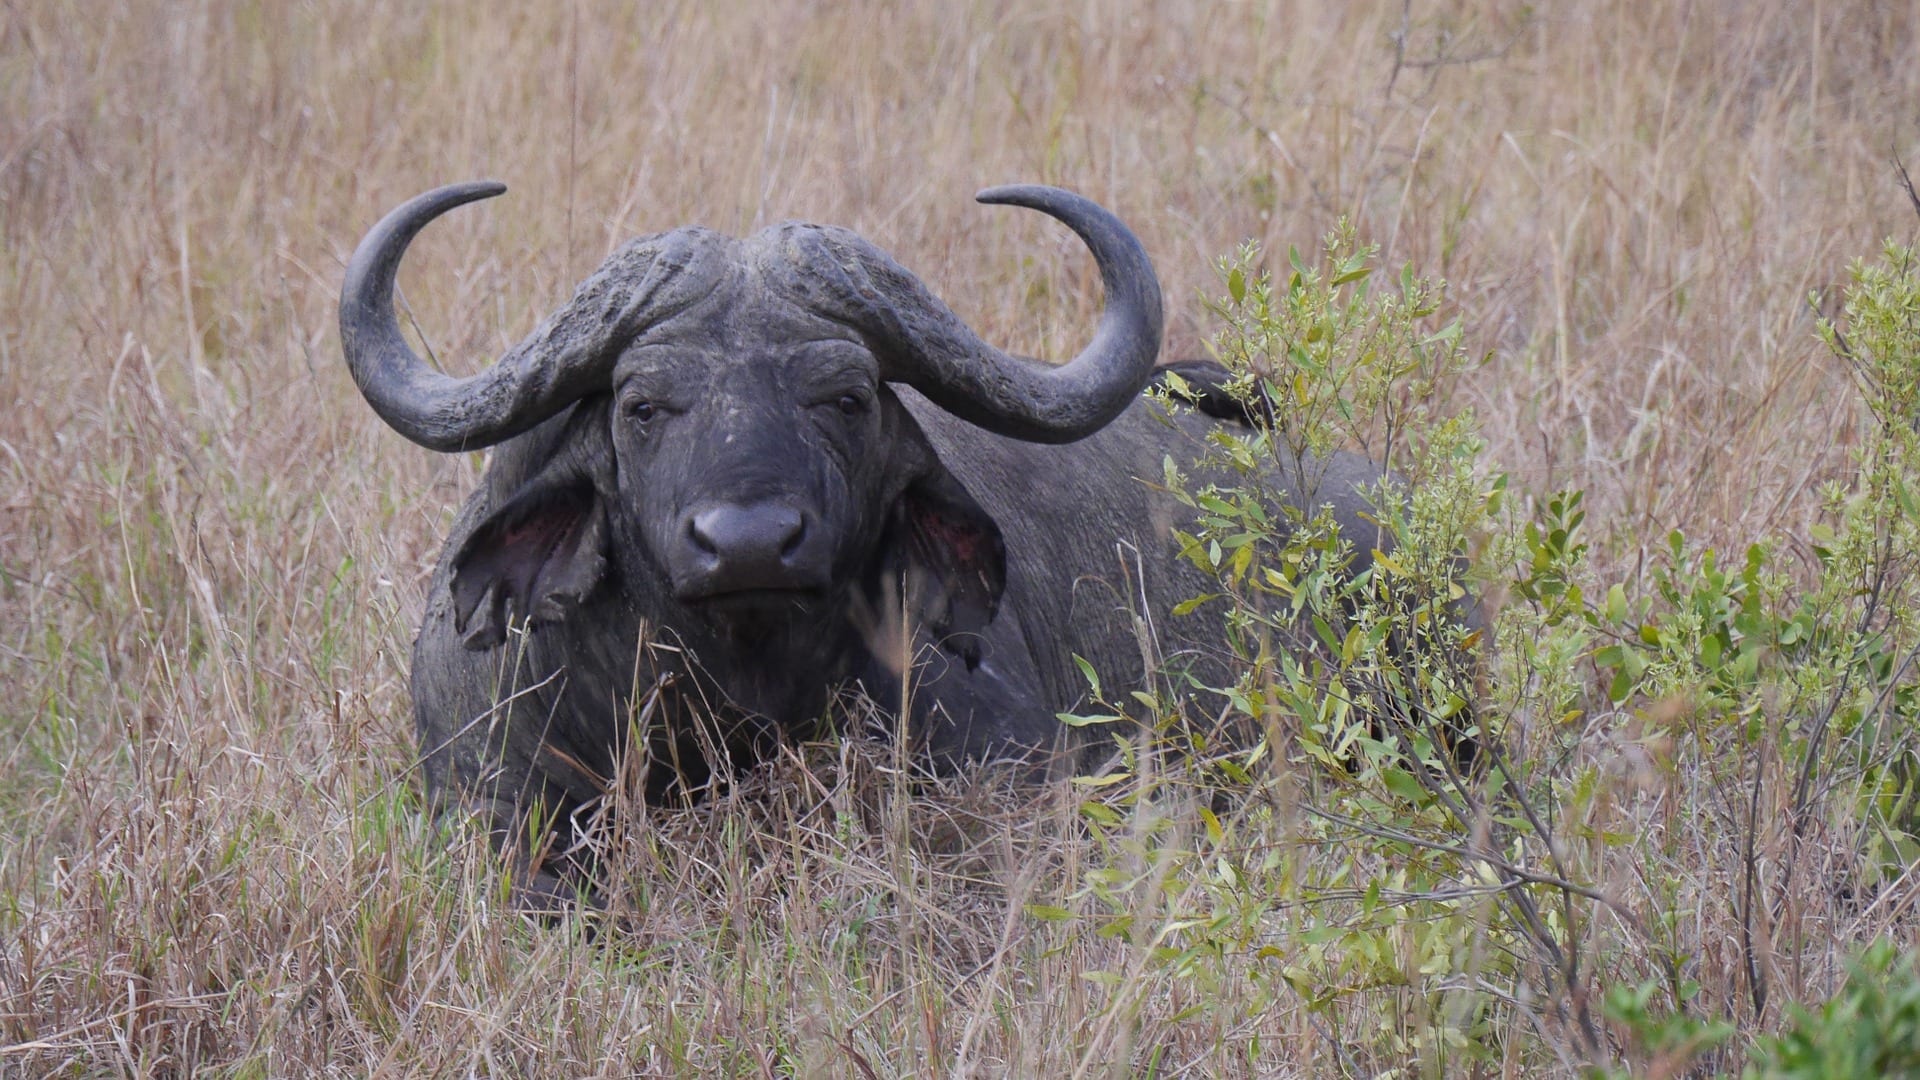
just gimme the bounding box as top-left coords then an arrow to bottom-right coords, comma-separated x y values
340,183 -> 1387,896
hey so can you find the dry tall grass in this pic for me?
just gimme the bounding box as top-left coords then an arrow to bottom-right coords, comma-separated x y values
4,1 -> 1919,1075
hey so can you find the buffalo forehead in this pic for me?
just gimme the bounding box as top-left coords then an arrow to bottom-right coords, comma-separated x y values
615,290 -> 877,386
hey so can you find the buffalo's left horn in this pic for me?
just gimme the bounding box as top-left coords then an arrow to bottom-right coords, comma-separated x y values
792,185 -> 1164,444
340,182 -> 706,452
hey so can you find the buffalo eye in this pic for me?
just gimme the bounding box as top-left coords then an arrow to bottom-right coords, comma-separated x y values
837,393 -> 865,416
622,397 -> 656,423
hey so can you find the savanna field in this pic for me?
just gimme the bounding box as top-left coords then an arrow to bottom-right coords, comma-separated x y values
6,2 -> 1920,1076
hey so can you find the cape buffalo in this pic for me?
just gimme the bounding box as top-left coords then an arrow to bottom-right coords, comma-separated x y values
339,182 -> 1391,901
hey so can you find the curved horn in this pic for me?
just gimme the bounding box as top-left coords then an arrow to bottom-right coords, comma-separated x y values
342,182 -> 708,453
948,184 -> 1163,442
779,185 -> 1163,444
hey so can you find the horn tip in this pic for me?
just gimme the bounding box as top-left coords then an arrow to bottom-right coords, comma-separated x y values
975,183 -> 1072,209
453,179 -> 509,201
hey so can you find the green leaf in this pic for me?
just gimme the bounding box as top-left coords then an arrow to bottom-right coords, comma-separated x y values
1381,767 -> 1428,804
1199,806 -> 1225,845
1072,654 -> 1101,698
1606,583 -> 1628,624
1608,666 -> 1634,703
1171,593 -> 1220,617
1229,541 -> 1255,582
1057,711 -> 1126,728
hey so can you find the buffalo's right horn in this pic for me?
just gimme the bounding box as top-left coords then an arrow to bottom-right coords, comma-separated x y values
339,182 -> 708,453
772,186 -> 1164,445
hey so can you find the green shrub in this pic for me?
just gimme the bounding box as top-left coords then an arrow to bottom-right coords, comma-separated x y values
1744,940 -> 1920,1079
1048,229 -> 1920,1075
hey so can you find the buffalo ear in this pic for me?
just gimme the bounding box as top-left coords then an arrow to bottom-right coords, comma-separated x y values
890,468 -> 1007,669
450,481 -> 609,650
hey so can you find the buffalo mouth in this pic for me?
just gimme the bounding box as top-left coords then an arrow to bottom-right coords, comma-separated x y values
679,586 -> 825,618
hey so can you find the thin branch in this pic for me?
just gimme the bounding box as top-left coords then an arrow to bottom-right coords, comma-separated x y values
1895,151 -> 1920,224
1739,733 -> 1769,1018
1300,804 -> 1622,912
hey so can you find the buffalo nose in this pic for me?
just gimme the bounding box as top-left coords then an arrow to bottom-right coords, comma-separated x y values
681,503 -> 819,598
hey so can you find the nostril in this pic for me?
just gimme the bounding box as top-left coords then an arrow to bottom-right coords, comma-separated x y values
778,514 -> 807,561
687,513 -> 720,556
